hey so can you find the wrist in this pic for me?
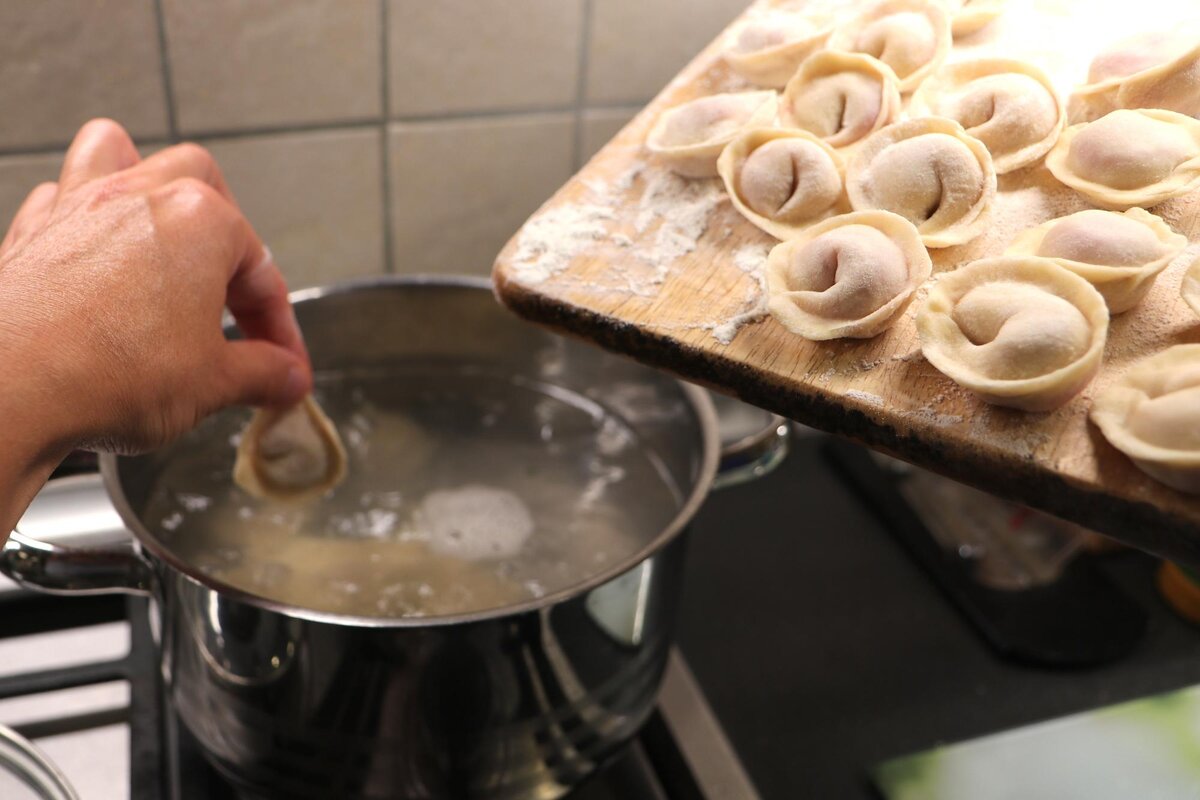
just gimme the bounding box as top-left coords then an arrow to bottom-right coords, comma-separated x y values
0,321 -> 76,537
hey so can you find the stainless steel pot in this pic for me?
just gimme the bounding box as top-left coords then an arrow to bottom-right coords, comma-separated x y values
0,276 -> 756,799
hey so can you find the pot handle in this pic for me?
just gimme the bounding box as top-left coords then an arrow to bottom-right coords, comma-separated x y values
712,413 -> 790,491
1,474 -> 153,596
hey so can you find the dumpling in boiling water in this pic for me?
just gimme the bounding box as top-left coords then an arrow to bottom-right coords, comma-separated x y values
1045,109 -> 1200,210
234,396 -> 348,502
416,485 -> 534,561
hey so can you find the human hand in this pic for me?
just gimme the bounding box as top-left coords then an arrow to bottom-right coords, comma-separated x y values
0,118 -> 313,459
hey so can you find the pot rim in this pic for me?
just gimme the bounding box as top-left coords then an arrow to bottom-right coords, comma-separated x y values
100,274 -> 720,628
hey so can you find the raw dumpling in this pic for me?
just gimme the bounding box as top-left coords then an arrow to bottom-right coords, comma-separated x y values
1005,208 -> 1186,313
723,11 -> 833,88
845,116 -> 996,248
1069,31 -> 1200,123
1045,109 -> 1200,210
779,52 -> 902,148
937,0 -> 1005,38
1091,345 -> 1200,493
234,396 -> 348,502
827,0 -> 952,93
645,91 -> 779,178
916,257 -> 1108,411
1183,253 -> 1200,319
717,128 -> 846,239
765,210 -> 931,339
908,58 -> 1064,174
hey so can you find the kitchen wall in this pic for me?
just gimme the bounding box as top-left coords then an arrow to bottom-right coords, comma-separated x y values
0,0 -> 750,287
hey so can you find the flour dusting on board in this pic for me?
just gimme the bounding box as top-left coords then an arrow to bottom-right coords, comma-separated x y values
510,203 -> 616,284
634,171 -> 726,269
711,242 -> 773,344
845,390 -> 885,408
511,160 -> 729,291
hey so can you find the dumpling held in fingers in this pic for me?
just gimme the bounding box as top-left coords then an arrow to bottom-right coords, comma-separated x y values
1091,345 -> 1200,493
1005,208 -> 1186,313
234,396 -> 348,502
1045,109 -> 1200,210
828,0 -> 952,92
780,51 -> 902,149
765,210 -> 931,340
645,91 -> 779,178
718,128 -> 846,239
909,58 -> 1064,174
1070,31 -> 1200,123
723,10 -> 833,88
916,257 -> 1108,411
846,117 -> 996,248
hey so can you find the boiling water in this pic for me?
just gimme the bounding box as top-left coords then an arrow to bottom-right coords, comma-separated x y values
142,364 -> 683,618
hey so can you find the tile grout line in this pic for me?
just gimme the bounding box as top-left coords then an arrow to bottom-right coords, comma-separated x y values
0,111 -> 655,163
572,0 -> 594,170
151,0 -> 181,142
180,118 -> 381,144
379,0 -> 395,275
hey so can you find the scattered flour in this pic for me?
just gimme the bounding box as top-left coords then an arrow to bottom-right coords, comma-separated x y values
904,407 -> 966,427
712,242 -> 773,344
733,241 -> 771,273
511,203 -> 617,284
511,159 -> 726,293
634,170 -> 727,270
845,390 -> 884,407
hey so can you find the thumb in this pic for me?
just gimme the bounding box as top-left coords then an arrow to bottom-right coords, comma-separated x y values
218,339 -> 312,408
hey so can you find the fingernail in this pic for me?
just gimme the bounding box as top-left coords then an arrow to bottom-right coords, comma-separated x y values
258,244 -> 274,270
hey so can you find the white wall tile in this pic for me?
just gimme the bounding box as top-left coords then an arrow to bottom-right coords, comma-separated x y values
203,128 -> 386,288
388,114 -> 574,276
0,0 -> 168,150
163,0 -> 381,135
579,106 -> 640,164
586,0 -> 751,105
389,0 -> 584,116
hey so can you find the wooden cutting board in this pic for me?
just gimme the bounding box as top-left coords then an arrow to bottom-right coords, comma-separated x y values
493,0 -> 1200,565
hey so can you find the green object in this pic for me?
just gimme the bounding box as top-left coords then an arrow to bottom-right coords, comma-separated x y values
873,684 -> 1200,800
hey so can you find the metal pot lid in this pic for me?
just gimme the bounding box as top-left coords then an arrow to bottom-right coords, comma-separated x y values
0,723 -> 79,800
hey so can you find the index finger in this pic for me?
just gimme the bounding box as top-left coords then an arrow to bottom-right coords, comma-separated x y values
58,119 -> 140,194
225,225 -> 310,366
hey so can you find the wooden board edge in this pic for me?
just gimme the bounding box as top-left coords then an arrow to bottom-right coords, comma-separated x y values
493,274 -> 1200,567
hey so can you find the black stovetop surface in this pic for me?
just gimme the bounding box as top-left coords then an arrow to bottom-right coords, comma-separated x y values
676,433 -> 1200,799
